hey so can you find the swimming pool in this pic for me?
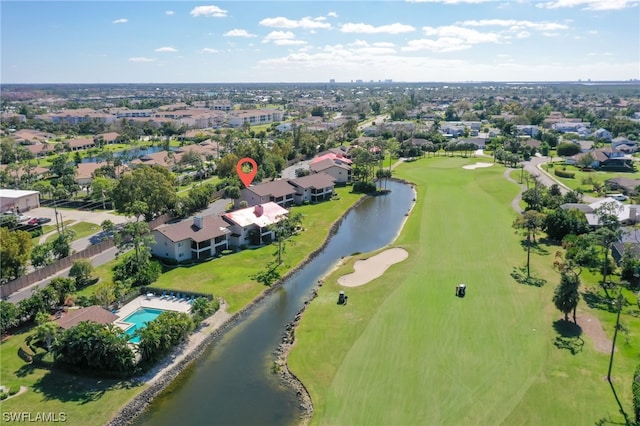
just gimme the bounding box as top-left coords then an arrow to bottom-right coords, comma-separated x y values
120,307 -> 165,343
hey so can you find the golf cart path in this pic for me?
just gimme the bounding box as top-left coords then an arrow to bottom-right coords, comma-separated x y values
504,168 -> 524,214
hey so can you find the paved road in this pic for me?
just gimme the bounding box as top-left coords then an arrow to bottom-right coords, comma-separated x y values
5,200 -> 230,304
524,155 -> 597,203
6,246 -> 122,303
357,114 -> 390,131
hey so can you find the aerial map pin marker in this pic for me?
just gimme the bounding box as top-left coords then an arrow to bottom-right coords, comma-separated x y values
236,157 -> 258,188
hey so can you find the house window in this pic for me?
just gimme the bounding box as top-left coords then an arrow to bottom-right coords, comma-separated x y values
178,242 -> 182,247
164,242 -> 167,246
165,252 -> 169,256
179,253 -> 183,258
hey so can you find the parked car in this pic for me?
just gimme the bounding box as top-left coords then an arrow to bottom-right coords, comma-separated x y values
27,218 -> 39,225
36,217 -> 52,224
606,193 -> 627,201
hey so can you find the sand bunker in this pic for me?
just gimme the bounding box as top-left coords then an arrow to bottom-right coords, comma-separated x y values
463,162 -> 494,170
338,248 -> 409,287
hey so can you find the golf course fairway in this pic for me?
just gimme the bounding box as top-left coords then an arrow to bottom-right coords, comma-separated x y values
288,157 -> 633,425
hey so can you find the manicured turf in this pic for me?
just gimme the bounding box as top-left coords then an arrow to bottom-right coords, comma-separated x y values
0,187 -> 364,425
153,187 -> 362,313
45,221 -> 100,244
288,157 -> 637,425
0,327 -> 142,425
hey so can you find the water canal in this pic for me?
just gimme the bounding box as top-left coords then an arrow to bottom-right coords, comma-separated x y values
132,180 -> 415,426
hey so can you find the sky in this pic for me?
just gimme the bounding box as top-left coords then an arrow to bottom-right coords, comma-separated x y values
1,0 -> 639,84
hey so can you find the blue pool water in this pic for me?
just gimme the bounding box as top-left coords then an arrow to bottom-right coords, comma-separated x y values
121,308 -> 165,343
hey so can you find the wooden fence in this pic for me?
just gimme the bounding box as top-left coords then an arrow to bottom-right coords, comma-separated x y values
0,239 -> 115,299
1,213 -> 176,300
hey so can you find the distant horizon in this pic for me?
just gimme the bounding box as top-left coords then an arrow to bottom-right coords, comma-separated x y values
2,1 -> 638,84
3,79 -> 639,87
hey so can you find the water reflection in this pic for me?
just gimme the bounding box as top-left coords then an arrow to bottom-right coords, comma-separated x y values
133,181 -> 414,426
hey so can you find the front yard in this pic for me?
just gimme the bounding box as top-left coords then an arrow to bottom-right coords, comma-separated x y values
544,162 -> 640,198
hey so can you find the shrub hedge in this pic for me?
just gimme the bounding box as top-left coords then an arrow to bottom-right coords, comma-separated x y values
554,169 -> 575,179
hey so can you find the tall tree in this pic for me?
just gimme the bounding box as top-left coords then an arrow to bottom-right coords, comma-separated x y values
49,277 -> 76,306
513,210 -> 546,278
0,227 -> 33,281
553,270 -> 581,322
271,212 -> 303,265
594,201 -> 623,297
112,165 -> 176,221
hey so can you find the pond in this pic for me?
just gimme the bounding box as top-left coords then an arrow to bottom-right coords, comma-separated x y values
132,180 -> 415,426
81,146 -> 174,163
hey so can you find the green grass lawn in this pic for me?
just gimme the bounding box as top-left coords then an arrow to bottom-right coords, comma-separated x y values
176,176 -> 222,195
288,157 -> 638,425
44,221 -> 100,244
0,327 -> 143,425
153,187 -> 362,313
1,187 -> 364,425
545,163 -> 640,197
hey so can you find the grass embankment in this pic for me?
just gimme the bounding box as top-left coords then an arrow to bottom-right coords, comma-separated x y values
44,222 -> 100,244
0,186 -> 364,425
288,157 -> 638,425
545,163 -> 640,197
153,187 -> 362,313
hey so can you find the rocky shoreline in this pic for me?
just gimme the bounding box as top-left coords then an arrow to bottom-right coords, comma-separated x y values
107,194 -> 372,426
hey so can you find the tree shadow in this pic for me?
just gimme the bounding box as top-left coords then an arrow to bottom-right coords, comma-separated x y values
518,240 -> 550,256
510,266 -> 546,287
594,415 -> 629,425
582,289 -> 621,313
552,319 -> 584,355
31,369 -> 138,404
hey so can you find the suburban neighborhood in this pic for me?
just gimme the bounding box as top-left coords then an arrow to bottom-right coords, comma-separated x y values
1,80 -> 640,426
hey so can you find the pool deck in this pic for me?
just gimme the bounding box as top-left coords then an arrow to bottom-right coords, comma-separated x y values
113,294 -> 192,331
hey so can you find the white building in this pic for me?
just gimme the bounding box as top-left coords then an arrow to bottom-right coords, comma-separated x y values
0,189 -> 40,213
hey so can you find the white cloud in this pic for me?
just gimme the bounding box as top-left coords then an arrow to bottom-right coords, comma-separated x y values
457,19 -> 569,32
262,31 -> 307,45
263,31 -> 296,41
351,40 -> 397,55
224,29 -> 257,37
535,0 -> 638,10
340,23 -> 416,34
515,31 -> 531,38
199,48 -> 219,54
128,57 -> 156,62
165,10 -> 174,16
328,11 -> 338,18
259,16 -> 332,30
154,46 -> 177,52
190,5 -> 228,18
403,37 -> 471,52
422,26 -> 500,43
112,18 -> 128,24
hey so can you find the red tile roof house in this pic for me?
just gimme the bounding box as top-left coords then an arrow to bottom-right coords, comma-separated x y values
151,215 -> 232,262
54,305 -> 119,330
235,179 -> 297,209
288,172 -> 336,204
222,202 -> 289,247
